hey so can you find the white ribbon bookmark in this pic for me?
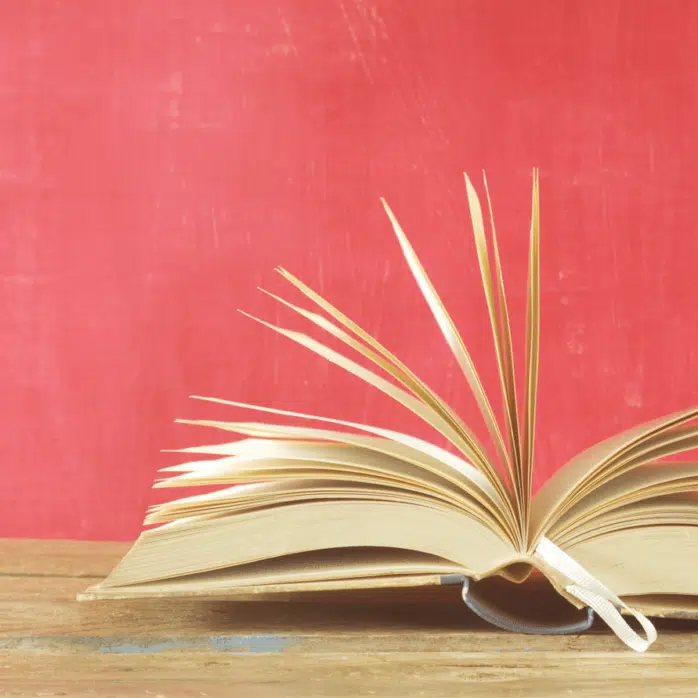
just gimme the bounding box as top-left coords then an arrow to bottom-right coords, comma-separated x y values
535,537 -> 657,652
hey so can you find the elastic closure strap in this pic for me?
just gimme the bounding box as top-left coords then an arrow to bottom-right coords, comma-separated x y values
535,537 -> 657,652
459,576 -> 595,635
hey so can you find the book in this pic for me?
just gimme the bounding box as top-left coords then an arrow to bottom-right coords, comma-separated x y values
79,170 -> 698,652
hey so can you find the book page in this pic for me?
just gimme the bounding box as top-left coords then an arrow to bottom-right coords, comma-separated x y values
147,477 -> 492,529
94,500 -> 519,590
556,494 -> 698,548
530,405 -> 698,546
562,525 -> 698,597
177,411 -> 518,543
82,547 -> 466,598
545,461 -> 698,541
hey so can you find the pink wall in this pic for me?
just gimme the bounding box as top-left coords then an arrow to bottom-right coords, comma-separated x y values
2,0 -> 698,541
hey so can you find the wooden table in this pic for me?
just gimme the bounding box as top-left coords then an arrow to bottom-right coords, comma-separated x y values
2,539 -> 698,697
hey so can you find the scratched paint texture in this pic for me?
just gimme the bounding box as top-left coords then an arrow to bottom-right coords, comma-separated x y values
1,1 -> 698,540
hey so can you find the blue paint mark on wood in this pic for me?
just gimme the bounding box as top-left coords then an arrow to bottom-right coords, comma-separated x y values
98,635 -> 295,654
0,635 -> 296,655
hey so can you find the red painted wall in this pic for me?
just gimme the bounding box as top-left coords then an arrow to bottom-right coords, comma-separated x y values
2,1 -> 698,541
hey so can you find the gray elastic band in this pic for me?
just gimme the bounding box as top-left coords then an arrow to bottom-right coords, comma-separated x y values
447,575 -> 595,635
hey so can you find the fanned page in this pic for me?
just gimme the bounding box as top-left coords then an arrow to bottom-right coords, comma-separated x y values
83,171 -> 698,652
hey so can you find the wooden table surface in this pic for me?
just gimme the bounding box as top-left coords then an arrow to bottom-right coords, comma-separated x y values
2,539 -> 698,697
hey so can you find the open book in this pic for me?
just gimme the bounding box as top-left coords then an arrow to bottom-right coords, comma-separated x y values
80,171 -> 698,651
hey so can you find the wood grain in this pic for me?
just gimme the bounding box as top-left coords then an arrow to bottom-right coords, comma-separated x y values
2,539 -> 698,696
0,538 -> 130,577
